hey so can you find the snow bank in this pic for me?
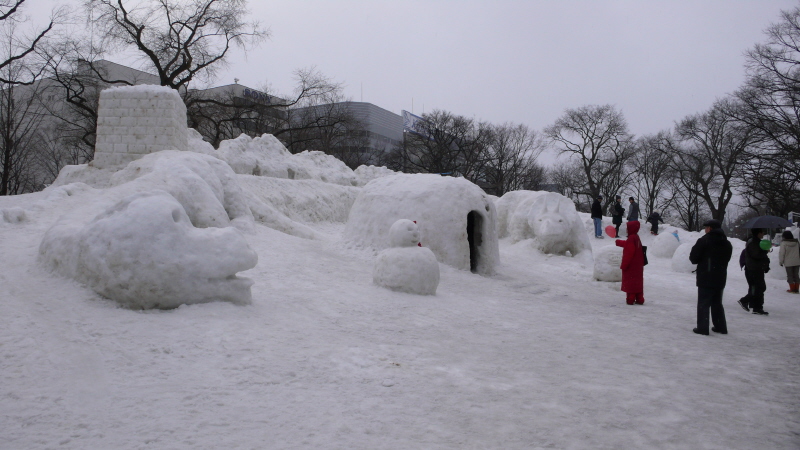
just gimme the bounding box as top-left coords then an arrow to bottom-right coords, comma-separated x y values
1,206 -> 26,223
593,245 -> 623,282
39,191 -> 257,309
496,190 -> 592,263
216,133 -> 358,186
353,164 -> 396,185
344,174 -> 500,274
109,150 -> 253,229
373,220 -> 439,295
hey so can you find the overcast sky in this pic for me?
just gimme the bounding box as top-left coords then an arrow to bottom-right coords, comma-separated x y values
34,0 -> 799,138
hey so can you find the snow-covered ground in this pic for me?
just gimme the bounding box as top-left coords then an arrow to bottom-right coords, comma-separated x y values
2,167 -> 800,449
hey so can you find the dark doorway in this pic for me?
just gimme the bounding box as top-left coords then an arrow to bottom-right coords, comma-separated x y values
467,211 -> 483,273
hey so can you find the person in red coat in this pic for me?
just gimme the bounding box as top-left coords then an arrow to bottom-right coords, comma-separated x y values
615,220 -> 645,305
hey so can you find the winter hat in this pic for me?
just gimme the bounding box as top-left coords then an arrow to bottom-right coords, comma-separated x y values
783,230 -> 795,240
629,197 -> 635,201
702,219 -> 721,229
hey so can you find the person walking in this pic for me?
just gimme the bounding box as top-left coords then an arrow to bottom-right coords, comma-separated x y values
738,228 -> 771,315
627,197 -> 640,221
591,195 -> 604,239
689,219 -> 732,335
646,210 -> 664,235
611,195 -> 625,237
778,230 -> 800,293
615,220 -> 645,305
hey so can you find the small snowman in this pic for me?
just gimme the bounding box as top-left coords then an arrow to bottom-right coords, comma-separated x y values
373,219 -> 440,295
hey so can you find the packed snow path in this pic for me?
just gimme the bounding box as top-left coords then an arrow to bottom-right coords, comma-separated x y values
2,194 -> 799,448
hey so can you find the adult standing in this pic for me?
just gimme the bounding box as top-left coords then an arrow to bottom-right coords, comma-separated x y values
689,219 -> 732,335
738,229 -> 771,315
591,195 -> 604,239
778,230 -> 800,293
611,195 -> 625,237
615,221 -> 645,305
627,197 -> 640,221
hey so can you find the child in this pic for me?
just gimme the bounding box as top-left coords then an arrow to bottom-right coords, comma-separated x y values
615,221 -> 645,305
646,210 -> 664,235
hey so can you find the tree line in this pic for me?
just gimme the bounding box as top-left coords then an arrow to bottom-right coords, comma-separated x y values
1,0 -> 799,237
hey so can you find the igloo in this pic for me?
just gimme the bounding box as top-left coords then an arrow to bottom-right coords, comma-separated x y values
39,191 -> 258,309
92,85 -> 189,169
373,219 -> 440,295
344,174 -> 499,274
496,190 -> 592,262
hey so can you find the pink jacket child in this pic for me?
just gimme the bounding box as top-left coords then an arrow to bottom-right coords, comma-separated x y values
615,220 -> 645,305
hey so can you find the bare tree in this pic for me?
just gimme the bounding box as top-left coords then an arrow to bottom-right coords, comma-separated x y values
669,98 -> 754,223
544,104 -> 635,208
734,5 -> 800,216
0,0 -> 60,85
392,109 -> 491,183
87,0 -> 268,89
547,160 -> 585,209
629,131 -> 676,218
481,122 -> 546,196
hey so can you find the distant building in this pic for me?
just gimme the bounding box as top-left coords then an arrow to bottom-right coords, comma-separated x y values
292,101 -> 403,154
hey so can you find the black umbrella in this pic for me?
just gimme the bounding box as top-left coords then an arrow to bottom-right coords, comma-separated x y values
742,215 -> 793,229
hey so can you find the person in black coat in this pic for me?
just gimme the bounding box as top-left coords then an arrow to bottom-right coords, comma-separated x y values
591,195 -> 603,238
611,195 -> 625,237
739,228 -> 771,315
646,210 -> 664,235
689,219 -> 733,335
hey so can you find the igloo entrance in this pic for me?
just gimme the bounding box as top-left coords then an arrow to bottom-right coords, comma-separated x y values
467,211 -> 484,273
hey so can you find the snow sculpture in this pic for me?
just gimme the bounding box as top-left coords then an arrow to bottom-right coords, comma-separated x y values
373,219 -> 440,295
93,85 -> 188,169
496,190 -> 592,262
344,174 -> 499,274
671,242 -> 698,273
593,245 -> 623,282
39,191 -> 257,309
650,230 -> 682,258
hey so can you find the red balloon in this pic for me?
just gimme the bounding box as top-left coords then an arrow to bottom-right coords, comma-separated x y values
605,225 -> 617,238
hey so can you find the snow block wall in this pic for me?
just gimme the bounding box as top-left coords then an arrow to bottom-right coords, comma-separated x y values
344,174 -> 500,275
93,85 -> 188,169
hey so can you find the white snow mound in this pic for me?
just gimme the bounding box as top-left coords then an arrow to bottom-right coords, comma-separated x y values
593,245 -> 623,282
373,219 -> 440,295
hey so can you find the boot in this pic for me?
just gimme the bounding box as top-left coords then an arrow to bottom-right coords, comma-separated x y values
788,283 -> 794,293
793,283 -> 800,293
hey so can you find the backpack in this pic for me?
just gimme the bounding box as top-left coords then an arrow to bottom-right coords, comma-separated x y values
739,248 -> 746,270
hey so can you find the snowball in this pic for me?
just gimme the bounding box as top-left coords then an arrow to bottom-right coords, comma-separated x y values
373,247 -> 440,295
496,190 -> 592,263
389,219 -> 421,247
593,245 -> 623,282
671,242 -> 698,273
2,207 -> 27,223
650,230 -> 682,258
344,174 -> 499,274
39,191 -> 257,309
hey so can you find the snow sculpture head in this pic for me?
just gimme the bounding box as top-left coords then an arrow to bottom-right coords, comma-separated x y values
497,190 -> 592,263
389,219 -> 420,247
39,191 -> 258,309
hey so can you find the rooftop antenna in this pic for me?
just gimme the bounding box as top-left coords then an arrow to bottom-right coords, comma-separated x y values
234,78 -> 239,84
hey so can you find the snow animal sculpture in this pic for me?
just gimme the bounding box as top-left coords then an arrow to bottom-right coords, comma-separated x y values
496,190 -> 593,262
344,174 -> 500,275
39,191 -> 258,309
373,219 -> 440,295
